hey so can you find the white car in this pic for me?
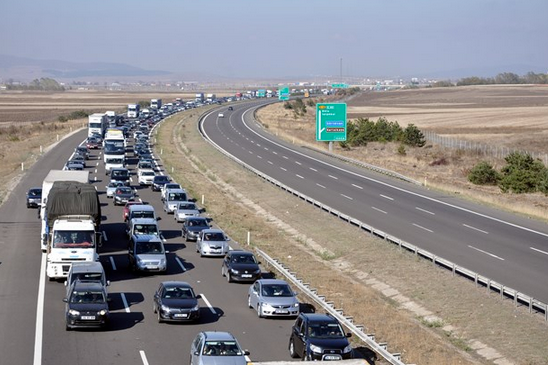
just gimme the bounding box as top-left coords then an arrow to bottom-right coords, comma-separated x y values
161,183 -> 182,201
106,181 -> 124,198
138,169 -> 155,185
218,113 -> 224,118
174,201 -> 200,222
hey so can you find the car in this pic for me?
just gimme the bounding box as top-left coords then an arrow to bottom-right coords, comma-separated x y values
181,217 -> 210,242
153,281 -> 201,322
123,201 -> 144,221
71,154 -> 86,168
65,160 -> 84,171
110,168 -> 130,186
113,186 -> 136,206
248,279 -> 299,318
105,157 -> 125,175
152,175 -> 170,191
174,201 -> 200,222
288,313 -> 353,361
126,204 -> 157,224
86,137 -> 100,149
127,217 -> 161,239
196,228 -> 230,257
190,331 -> 249,365
138,169 -> 155,185
137,160 -> 154,174
26,187 -> 42,208
75,146 -> 89,160
218,113 -> 224,118
128,235 -> 167,273
63,281 -> 109,331
105,181 -> 124,198
161,183 -> 182,201
64,261 -> 109,297
228,106 -> 233,111
221,251 -> 261,283
163,188 -> 188,213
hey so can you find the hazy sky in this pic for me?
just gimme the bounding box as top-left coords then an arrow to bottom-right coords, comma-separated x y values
1,0 -> 547,78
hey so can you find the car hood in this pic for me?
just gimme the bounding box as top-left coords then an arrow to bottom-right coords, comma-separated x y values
307,337 -> 350,349
68,303 -> 108,312
204,241 -> 228,247
262,296 -> 298,306
187,226 -> 208,233
230,263 -> 259,271
162,298 -> 198,309
199,356 -> 247,365
136,253 -> 165,261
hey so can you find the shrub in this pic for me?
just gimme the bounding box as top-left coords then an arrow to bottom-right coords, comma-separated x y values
498,152 -> 547,193
468,161 -> 499,185
402,124 -> 426,147
397,144 -> 406,155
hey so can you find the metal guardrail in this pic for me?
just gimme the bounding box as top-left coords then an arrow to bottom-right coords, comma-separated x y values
255,248 -> 408,365
196,107 -> 548,322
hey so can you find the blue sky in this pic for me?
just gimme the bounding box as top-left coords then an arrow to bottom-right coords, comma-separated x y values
1,0 -> 547,78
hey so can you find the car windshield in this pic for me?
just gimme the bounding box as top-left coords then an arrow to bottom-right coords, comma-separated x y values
163,287 -> 194,299
308,323 -> 345,339
71,272 -> 103,285
134,224 -> 159,235
261,284 -> 293,297
232,254 -> 256,264
52,231 -> 94,248
204,232 -> 225,241
164,184 -> 180,190
136,241 -> 163,254
187,219 -> 208,227
155,176 -> 169,182
178,203 -> 196,210
202,341 -> 241,356
28,189 -> 41,197
132,211 -> 154,219
168,193 -> 187,201
142,171 -> 154,176
112,170 -> 128,177
116,188 -> 132,194
70,290 -> 106,304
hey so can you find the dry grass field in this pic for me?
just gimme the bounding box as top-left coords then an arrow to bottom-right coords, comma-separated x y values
256,85 -> 548,220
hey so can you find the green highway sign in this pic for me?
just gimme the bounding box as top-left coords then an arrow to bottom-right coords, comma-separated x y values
279,87 -> 290,101
316,103 -> 347,141
257,89 -> 266,97
331,83 -> 349,89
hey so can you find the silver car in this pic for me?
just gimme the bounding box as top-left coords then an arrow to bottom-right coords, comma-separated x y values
190,331 -> 249,365
105,181 -> 124,198
196,229 -> 230,257
174,201 -> 200,222
248,279 -> 299,318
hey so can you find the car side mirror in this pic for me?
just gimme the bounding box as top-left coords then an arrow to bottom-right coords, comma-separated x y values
196,294 -> 202,299
106,280 -> 111,286
64,280 -> 68,287
63,298 -> 68,303
244,350 -> 250,356
165,250 -> 169,254
157,217 -> 161,221
193,351 -> 200,356
346,333 -> 352,338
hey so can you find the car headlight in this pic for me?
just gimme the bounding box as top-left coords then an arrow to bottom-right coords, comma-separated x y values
293,302 -> 299,307
230,268 -> 239,274
191,304 -> 200,312
68,309 -> 80,316
160,259 -> 166,265
98,309 -> 108,316
136,257 -> 142,263
309,344 -> 323,354
160,305 -> 171,313
343,344 -> 352,353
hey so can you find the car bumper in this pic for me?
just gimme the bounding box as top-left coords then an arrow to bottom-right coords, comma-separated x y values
260,306 -> 299,317
27,199 -> 40,207
200,249 -> 228,257
309,351 -> 352,361
66,313 -> 109,329
229,272 -> 261,282
158,309 -> 200,322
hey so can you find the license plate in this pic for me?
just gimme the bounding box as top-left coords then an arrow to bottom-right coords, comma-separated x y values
81,316 -> 96,320
242,274 -> 252,278
323,355 -> 342,361
147,266 -> 158,270
174,313 -> 188,318
275,309 -> 289,314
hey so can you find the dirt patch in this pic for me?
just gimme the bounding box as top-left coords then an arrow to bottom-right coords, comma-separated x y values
155,103 -> 548,365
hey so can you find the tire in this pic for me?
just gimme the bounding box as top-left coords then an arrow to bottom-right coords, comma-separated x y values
289,339 -> 299,358
257,303 -> 263,318
248,296 -> 252,309
65,323 -> 71,331
226,272 -> 232,283
221,266 -> 225,277
157,309 -> 163,323
153,302 -> 156,313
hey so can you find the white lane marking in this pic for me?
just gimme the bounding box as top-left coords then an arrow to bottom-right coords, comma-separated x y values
296,174 -> 304,179
352,184 -> 363,190
328,175 -> 338,180
200,294 -> 217,315
295,161 -> 302,165
372,207 -> 387,214
267,161 -> 273,165
283,156 -> 288,159
109,256 -> 117,271
380,194 -> 394,201
530,247 -> 548,256
102,231 -> 108,242
237,112 -> 548,240
309,167 -> 317,172
176,257 -> 187,271
468,245 -> 505,261
248,150 -> 253,154
413,223 -> 433,233
272,151 -> 278,155
463,224 -> 489,234
257,155 -> 262,159
95,162 -> 99,166
140,350 -> 150,365
245,355 -> 252,362
130,177 -> 133,183
94,169 -> 98,174
33,253 -> 46,365
280,167 -> 287,171
416,207 -> 435,215
341,194 -> 353,200
316,183 -> 326,189
121,293 -> 131,313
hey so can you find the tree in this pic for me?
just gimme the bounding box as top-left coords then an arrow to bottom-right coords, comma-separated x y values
468,161 -> 499,185
498,152 -> 548,193
402,124 -> 426,147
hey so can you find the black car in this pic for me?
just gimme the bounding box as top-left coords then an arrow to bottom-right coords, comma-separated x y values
153,281 -> 201,323
151,175 -> 170,191
221,250 -> 261,283
181,217 -> 210,242
289,313 -> 353,361
113,186 -> 136,206
26,187 -> 42,208
64,281 -> 109,330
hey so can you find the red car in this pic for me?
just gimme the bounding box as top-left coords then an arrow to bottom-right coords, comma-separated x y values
86,137 -> 100,149
123,201 -> 143,221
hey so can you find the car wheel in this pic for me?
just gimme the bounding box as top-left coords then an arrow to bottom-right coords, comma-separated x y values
221,266 -> 225,277
257,303 -> 263,318
153,302 -> 157,313
157,309 -> 163,323
289,339 -> 299,358
226,272 -> 232,283
248,296 -> 252,308
65,323 -> 71,331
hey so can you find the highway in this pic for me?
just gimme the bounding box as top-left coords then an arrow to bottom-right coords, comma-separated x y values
0,121 -> 302,365
201,101 -> 548,305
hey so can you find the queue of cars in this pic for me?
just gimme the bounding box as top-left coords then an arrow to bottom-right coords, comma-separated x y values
26,100 -> 355,361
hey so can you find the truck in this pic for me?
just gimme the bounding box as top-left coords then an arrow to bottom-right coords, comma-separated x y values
88,113 -> 107,137
127,104 -> 140,118
206,94 -> 216,102
151,99 -> 162,110
195,93 -> 205,103
40,170 -> 102,280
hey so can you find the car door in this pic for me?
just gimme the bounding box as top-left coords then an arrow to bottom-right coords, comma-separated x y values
190,334 -> 204,365
292,316 -> 307,357
153,284 -> 164,312
249,281 -> 261,308
222,254 -> 230,276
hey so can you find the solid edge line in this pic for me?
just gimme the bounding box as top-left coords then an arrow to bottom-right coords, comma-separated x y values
33,253 -> 46,365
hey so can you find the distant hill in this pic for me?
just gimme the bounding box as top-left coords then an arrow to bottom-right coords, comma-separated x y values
0,54 -> 171,81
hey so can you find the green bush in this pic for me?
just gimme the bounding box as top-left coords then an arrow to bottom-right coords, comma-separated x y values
401,124 -> 426,147
498,152 -> 547,193
468,161 -> 499,185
